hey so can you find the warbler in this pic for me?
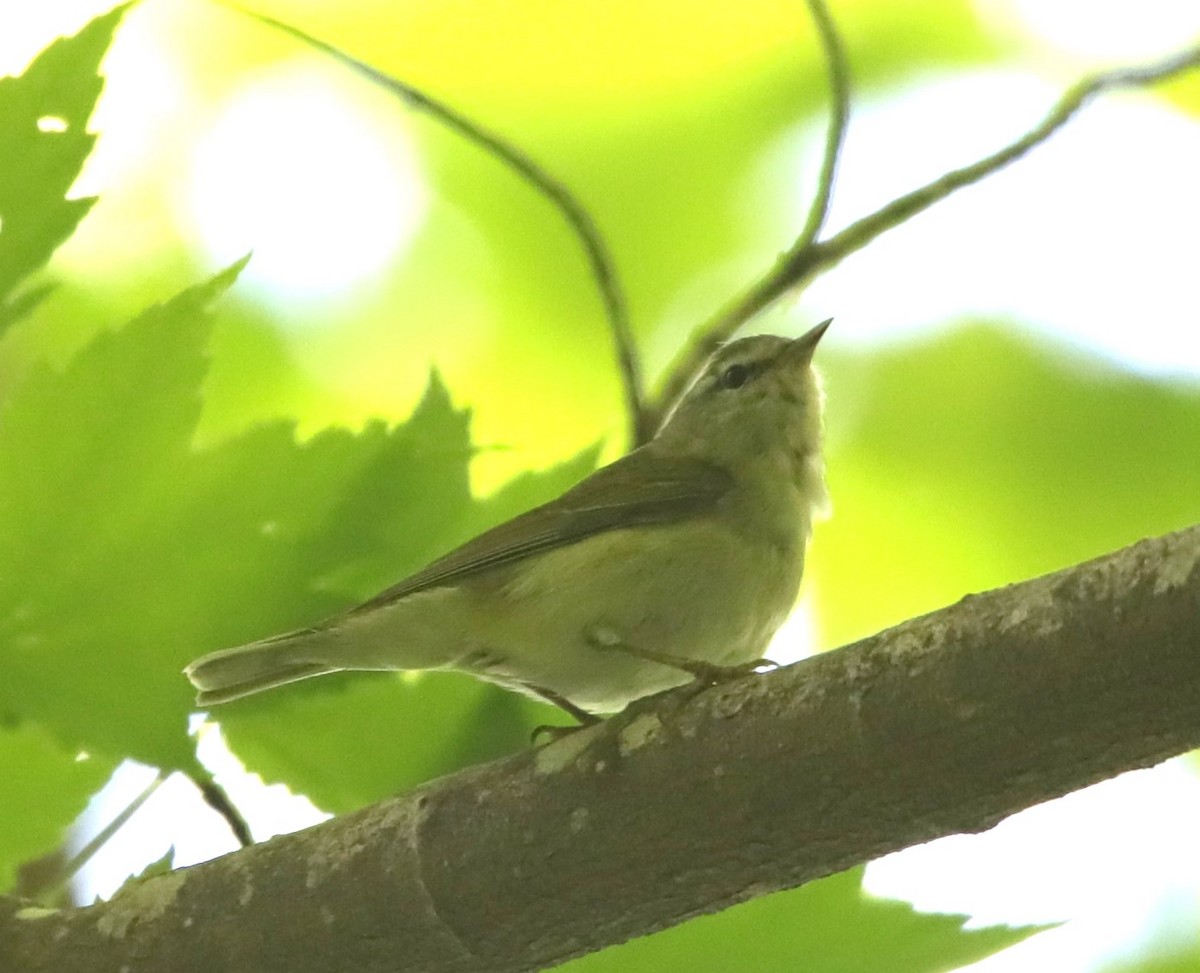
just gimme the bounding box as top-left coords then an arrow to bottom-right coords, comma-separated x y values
185,321 -> 830,723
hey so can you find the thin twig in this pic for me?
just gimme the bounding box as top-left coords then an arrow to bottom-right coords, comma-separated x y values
648,0 -> 850,432
190,771 -> 254,847
650,40 -> 1200,429
226,5 -> 647,447
816,43 -> 1200,272
53,769 -> 167,897
793,0 -> 851,254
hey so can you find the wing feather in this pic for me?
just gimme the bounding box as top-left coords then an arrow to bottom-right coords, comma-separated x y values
350,448 -> 732,612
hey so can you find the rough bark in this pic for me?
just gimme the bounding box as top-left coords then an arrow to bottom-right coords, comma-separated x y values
3,524 -> 1199,973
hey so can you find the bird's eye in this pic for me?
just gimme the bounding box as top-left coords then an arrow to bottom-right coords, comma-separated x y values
719,363 -> 752,389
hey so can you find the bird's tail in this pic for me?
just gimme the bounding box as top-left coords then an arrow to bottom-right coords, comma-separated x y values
185,628 -> 342,707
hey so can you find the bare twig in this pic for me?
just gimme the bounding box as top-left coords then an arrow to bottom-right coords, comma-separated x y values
650,41 -> 1200,429
641,0 -> 850,437
228,5 -> 647,446
51,770 -> 167,900
189,771 -> 253,848
817,43 -> 1200,271
793,0 -> 851,255
648,0 -> 850,431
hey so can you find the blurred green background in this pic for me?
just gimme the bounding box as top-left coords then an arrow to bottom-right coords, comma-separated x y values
1,1 -> 1199,971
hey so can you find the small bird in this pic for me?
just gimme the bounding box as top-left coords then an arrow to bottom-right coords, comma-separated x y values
185,322 -> 830,723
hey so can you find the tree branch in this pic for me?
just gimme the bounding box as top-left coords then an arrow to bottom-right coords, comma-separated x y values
648,41 -> 1200,429
4,524 -> 1199,972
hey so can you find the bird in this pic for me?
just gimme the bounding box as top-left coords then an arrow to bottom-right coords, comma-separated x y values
185,321 -> 830,724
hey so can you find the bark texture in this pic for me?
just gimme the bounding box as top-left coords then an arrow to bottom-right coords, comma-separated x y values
3,524 -> 1199,973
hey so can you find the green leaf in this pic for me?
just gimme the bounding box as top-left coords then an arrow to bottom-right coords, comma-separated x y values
0,723 -> 114,894
111,845 -> 175,895
555,866 -> 1046,973
0,3 -> 130,335
215,673 -> 542,815
0,252 -> 598,797
1100,936 -> 1200,973
471,442 -> 602,530
0,259 -> 248,770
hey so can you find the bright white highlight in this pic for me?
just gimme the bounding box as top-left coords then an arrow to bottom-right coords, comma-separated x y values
185,66 -> 428,306
993,0 -> 1200,62
72,722 -> 331,902
867,760 -> 1200,971
792,69 -> 1200,374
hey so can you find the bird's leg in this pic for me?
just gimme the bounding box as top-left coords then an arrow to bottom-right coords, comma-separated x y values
588,628 -> 778,685
525,684 -> 603,743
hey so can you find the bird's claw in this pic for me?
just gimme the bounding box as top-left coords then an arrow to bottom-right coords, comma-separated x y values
531,723 -> 589,744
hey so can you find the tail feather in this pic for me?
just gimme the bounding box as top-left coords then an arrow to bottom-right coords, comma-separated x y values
185,629 -> 341,706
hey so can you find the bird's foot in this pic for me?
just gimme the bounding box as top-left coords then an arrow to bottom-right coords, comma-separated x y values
524,683 -> 604,744
676,656 -> 780,685
530,722 -> 591,744
589,629 -> 779,686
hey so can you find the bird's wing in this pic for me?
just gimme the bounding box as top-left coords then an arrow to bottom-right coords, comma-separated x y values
349,449 -> 732,612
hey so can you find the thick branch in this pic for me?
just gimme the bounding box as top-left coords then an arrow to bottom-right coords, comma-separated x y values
4,525 -> 1199,972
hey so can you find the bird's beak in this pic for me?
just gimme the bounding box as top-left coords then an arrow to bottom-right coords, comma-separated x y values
785,318 -> 832,364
